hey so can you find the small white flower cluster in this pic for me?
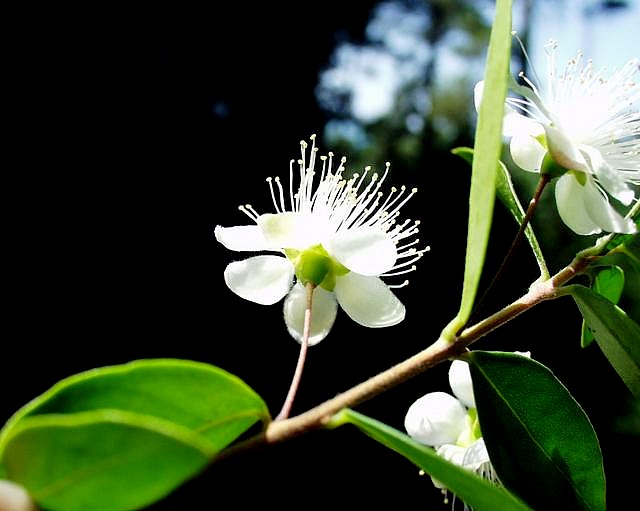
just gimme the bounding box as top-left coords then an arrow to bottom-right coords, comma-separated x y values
405,358 -> 496,502
405,352 -> 531,506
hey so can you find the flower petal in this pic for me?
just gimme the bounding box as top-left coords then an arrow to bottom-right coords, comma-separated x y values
224,255 -> 294,305
430,444 -> 469,489
554,174 -> 603,235
215,225 -> 272,252
436,444 -> 468,465
462,438 -> 491,471
581,176 -> 637,234
473,80 -> 484,111
503,110 -> 545,138
556,173 -> 636,234
544,125 -> 588,171
405,392 -> 468,447
509,134 -> 546,172
258,212 -> 323,250
449,360 -> 475,409
0,480 -> 37,511
325,228 -> 397,276
334,273 -> 405,327
580,145 -> 635,206
475,80 -> 544,138
283,283 -> 338,346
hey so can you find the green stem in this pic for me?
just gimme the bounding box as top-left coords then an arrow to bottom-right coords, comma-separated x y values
275,282 -> 315,421
463,173 -> 550,332
212,249 -> 593,460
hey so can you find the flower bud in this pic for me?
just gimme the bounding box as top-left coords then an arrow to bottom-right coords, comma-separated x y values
405,392 -> 467,446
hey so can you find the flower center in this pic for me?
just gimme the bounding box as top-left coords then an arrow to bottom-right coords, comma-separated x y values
455,408 -> 483,448
285,245 -> 349,291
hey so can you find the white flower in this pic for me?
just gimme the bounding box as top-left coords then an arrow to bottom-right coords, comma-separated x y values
216,135 -> 428,345
405,360 -> 491,491
476,42 -> 639,235
405,352 -> 531,495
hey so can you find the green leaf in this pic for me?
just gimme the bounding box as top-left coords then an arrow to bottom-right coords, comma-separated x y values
331,408 -> 532,511
452,146 -> 548,278
565,284 -> 640,398
1,410 -> 213,511
0,360 -> 270,510
0,358 -> 270,454
467,351 -> 605,511
581,266 -> 625,347
441,0 -> 512,339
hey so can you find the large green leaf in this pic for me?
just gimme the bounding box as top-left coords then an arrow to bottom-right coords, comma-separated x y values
331,408 -> 532,511
581,266 -> 625,347
441,0 -> 512,339
452,146 -> 548,278
565,284 -> 640,398
467,351 -> 605,511
1,410 -> 213,511
0,359 -> 270,511
0,358 -> 270,453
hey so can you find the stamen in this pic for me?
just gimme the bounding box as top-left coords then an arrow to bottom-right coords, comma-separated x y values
289,159 -> 296,211
382,265 -> 416,277
387,279 -> 409,289
238,204 -> 259,222
266,177 -> 281,213
396,238 -> 420,252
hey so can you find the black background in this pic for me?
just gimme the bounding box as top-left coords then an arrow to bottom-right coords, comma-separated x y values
6,2 -> 638,509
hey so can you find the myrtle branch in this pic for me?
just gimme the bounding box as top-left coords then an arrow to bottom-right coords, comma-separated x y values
213,248 -> 597,464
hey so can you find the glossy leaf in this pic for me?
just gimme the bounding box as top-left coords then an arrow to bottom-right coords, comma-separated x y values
467,351 -> 605,511
1,410 -> 213,511
452,146 -> 547,278
0,358 -> 270,453
441,0 -> 512,339
581,266 -> 625,347
331,408 -> 532,511
566,284 -> 640,398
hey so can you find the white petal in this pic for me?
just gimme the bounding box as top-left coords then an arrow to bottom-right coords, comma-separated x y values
258,212 -> 323,250
462,438 -> 491,471
554,174 -> 603,235
430,443 -> 469,489
325,228 -> 397,276
580,145 -> 635,206
556,174 -> 636,235
405,392 -> 468,447
503,110 -> 545,139
224,255 -> 294,305
473,81 -> 484,112
0,481 -> 37,511
283,284 -> 338,346
334,273 -> 405,327
509,134 -> 546,172
544,125 -> 588,172
449,360 -> 475,409
436,444 -> 468,465
215,225 -> 272,252
581,176 -> 637,234
475,80 -> 544,138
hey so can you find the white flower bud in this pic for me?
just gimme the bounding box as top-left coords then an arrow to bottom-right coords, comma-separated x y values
0,480 -> 37,511
405,392 -> 467,447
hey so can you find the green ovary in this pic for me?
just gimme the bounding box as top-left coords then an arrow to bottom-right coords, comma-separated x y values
287,244 -> 349,291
